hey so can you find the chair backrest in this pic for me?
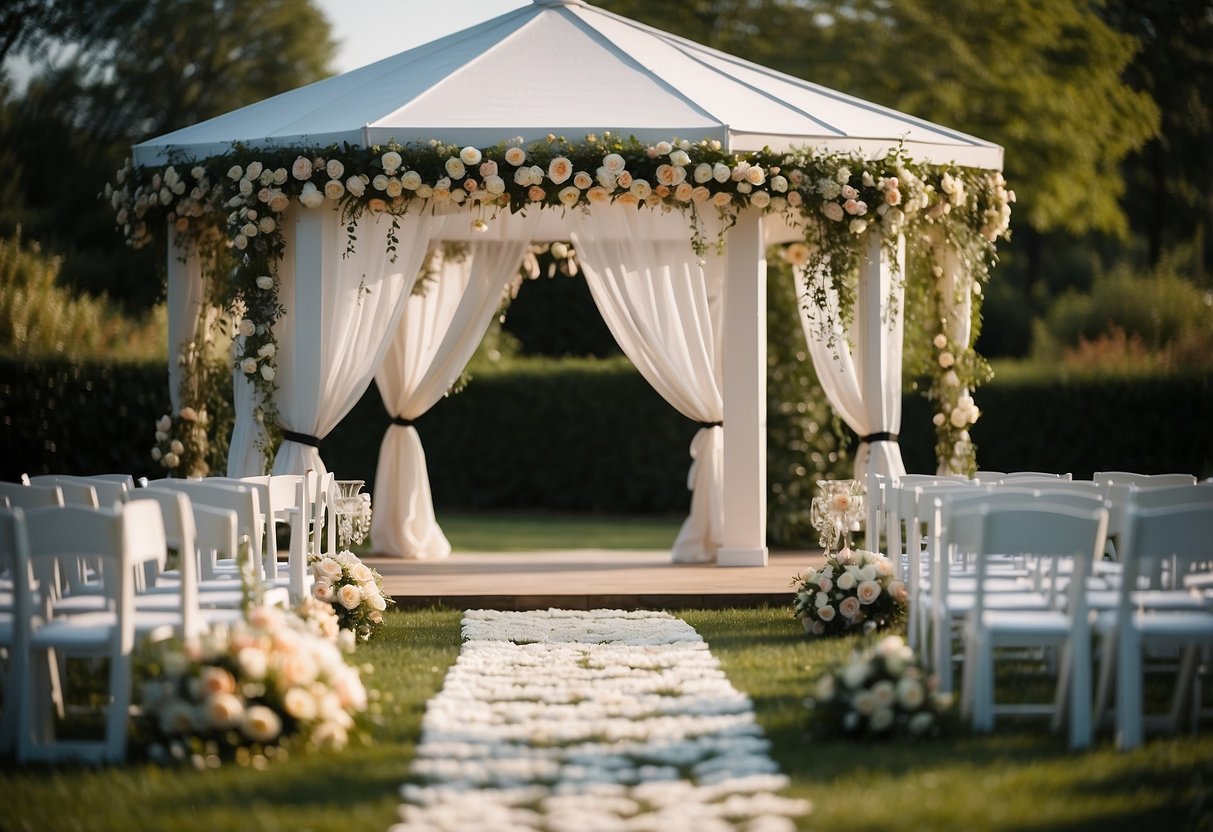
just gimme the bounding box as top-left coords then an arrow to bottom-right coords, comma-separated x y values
144,479 -> 265,588
941,495 -> 1108,618
23,503 -> 165,640
26,476 -> 100,508
1118,502 -> 1213,601
1093,471 -> 1197,488
0,506 -> 33,645
0,481 -> 64,510
193,505 -> 240,576
999,471 -> 1073,482
124,488 -> 197,616
1126,482 -> 1213,510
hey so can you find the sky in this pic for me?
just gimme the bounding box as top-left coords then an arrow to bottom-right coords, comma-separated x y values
314,0 -> 531,74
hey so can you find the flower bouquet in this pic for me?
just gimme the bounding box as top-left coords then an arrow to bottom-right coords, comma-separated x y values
150,406 -> 210,478
804,635 -> 951,739
792,548 -> 907,637
310,550 -> 393,641
137,604 -> 369,767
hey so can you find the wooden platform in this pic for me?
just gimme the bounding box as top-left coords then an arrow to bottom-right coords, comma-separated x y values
365,549 -> 824,611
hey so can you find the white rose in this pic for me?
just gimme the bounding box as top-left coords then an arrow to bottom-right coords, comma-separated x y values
298,182 -> 324,208
257,342 -> 275,358
836,571 -> 856,590
151,447 -> 162,461
630,179 -> 652,199
445,157 -> 466,179
241,705 -> 281,743
693,163 -> 713,184
745,165 -> 766,185
227,165 -> 243,181
849,218 -> 868,235
396,170 -> 420,191
817,604 -> 836,621
267,190 -> 290,213
712,162 -> 731,183
346,175 -> 366,197
325,159 -> 344,180
750,190 -> 770,208
324,180 -> 345,200
484,174 -> 505,195
938,351 -> 955,368
241,357 -> 258,375
260,364 -> 275,382
365,589 -> 387,611
933,333 -> 948,349
548,156 -> 573,184
283,687 -> 318,721
241,221 -> 257,237
558,185 -> 581,206
504,146 -> 527,166
381,151 -> 402,174
256,275 -> 274,290
313,580 -> 335,603
372,174 -> 389,192
337,583 -> 362,610
602,153 -> 625,173
573,170 -> 593,190
258,216 -> 276,234
897,677 -> 926,709
770,174 -> 788,193
238,318 -> 256,337
163,452 -> 179,468
856,579 -> 882,604
654,141 -> 672,155
869,707 -> 895,732
459,146 -> 482,166
291,156 -> 313,180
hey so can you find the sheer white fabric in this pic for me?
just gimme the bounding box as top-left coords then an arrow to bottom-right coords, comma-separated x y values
165,228 -> 208,413
935,239 -> 974,475
570,205 -> 725,563
226,361 -> 268,477
271,206 -> 435,476
795,232 -> 907,482
371,215 -> 537,558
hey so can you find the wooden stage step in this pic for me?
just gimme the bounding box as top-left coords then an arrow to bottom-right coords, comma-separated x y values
365,549 -> 824,611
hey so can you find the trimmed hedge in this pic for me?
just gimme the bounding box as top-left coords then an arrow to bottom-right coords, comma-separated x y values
2,357 -> 1210,511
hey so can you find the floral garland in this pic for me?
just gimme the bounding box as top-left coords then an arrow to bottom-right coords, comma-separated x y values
107,134 -> 1011,472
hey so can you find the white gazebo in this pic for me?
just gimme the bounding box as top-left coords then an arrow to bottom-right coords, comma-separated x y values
131,0 -> 1004,567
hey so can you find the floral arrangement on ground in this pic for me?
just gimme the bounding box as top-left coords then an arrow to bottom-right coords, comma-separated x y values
310,549 -> 393,641
804,634 -> 952,740
137,603 -> 372,767
792,547 -> 907,637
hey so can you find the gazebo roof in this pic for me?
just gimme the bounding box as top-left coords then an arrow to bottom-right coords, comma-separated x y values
133,0 -> 1002,169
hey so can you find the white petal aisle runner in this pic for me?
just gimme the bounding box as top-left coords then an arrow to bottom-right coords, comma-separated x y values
391,609 -> 810,832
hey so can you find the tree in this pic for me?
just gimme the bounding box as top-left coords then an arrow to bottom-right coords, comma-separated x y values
0,0 -> 336,307
1101,0 -> 1213,274
595,0 -> 1158,279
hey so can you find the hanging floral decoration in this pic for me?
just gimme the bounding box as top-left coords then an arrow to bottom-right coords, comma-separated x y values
107,134 -> 1010,473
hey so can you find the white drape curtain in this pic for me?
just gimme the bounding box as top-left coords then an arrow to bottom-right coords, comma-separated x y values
371,213 -> 538,558
934,238 -> 973,475
795,232 -> 907,482
270,206 -> 435,476
570,205 -> 725,563
165,227 -> 209,414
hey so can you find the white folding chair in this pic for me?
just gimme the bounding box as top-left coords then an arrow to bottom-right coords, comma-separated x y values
0,481 -> 65,510
16,501 -> 170,763
25,476 -> 99,508
945,497 -> 1108,748
0,507 -> 33,754
1094,471 -> 1198,488
1093,501 -> 1213,750
144,478 -> 264,585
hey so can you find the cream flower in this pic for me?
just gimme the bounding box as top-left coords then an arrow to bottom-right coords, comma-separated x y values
313,580 -> 335,603
836,571 -> 857,591
400,170 -> 422,190
337,583 -> 362,610
630,179 -> 652,199
750,190 -> 771,208
256,275 -> 274,290
445,157 -> 466,179
838,596 -> 861,618
240,357 -> 258,375
712,191 -> 733,208
385,177 -> 403,198
257,342 -> 275,358
856,581 -> 882,606
227,165 -> 243,181
258,216 -> 276,234
849,218 -> 868,235
267,190 -> 290,213
260,364 -> 275,382
817,604 -> 836,622
933,333 -> 949,349
291,156 -> 314,180
782,242 -> 810,266
822,201 -> 844,222
241,705 -> 282,743
323,179 -> 344,200
558,185 -> 581,206
204,692 -> 244,729
237,646 -> 268,681
548,156 -> 573,184
298,182 -> 324,208
459,146 -> 482,165
602,153 -> 626,173
938,351 -> 955,368
484,174 -> 506,195
504,146 -> 527,166
572,170 -> 593,190
381,151 -> 402,174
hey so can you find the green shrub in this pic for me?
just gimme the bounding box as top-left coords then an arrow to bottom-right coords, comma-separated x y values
0,231 -> 166,361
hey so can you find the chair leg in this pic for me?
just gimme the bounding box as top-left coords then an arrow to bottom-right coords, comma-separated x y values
1093,632 -> 1116,733
1168,645 -> 1200,735
1116,627 -> 1144,750
972,638 -> 994,732
1068,637 -> 1092,750
104,654 -> 132,763
1051,641 -> 1071,734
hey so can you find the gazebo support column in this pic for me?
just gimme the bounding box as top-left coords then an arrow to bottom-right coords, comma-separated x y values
718,208 -> 769,567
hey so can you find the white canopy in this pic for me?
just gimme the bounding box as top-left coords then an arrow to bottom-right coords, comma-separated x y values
133,0 -> 1002,170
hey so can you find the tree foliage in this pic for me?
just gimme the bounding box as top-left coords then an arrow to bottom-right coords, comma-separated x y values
0,0 -> 336,307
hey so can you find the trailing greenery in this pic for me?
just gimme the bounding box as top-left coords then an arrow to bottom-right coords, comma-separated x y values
0,231 -> 165,360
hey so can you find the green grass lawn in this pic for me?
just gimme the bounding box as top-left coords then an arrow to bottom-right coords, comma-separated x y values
437,510 -> 683,551
4,606 -> 1211,832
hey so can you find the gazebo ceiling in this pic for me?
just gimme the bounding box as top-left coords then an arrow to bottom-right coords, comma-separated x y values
133,0 -> 1002,169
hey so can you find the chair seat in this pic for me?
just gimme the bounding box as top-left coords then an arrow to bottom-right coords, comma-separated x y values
944,576 -> 1030,594
1082,589 -> 1207,612
134,590 -> 247,611
945,591 -> 1052,615
977,608 -> 1071,638
1094,608 -> 1213,638
31,612 -> 116,649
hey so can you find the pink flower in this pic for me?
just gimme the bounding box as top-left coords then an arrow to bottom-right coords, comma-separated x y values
818,605 -> 836,622
479,160 -> 498,178
839,596 -> 862,618
291,156 -> 314,180
856,580 -> 882,605
548,156 -> 573,184
821,201 -> 844,222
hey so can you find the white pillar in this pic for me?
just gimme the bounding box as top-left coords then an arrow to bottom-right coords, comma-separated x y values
718,208 -> 769,567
